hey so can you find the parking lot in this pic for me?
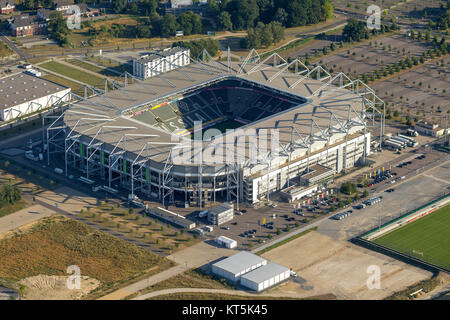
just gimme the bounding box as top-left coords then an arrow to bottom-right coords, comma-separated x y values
183,197 -> 339,250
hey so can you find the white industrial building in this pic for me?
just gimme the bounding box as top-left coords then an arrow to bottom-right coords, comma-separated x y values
133,47 -> 190,80
240,262 -> 290,292
211,251 -> 267,283
0,72 -> 71,121
215,236 -> 237,249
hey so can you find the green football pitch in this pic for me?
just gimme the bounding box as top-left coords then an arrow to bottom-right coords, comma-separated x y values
373,203 -> 450,271
208,119 -> 245,133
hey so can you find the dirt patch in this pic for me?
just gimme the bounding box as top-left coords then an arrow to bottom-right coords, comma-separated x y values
0,216 -> 174,296
262,231 -> 432,299
19,275 -> 100,300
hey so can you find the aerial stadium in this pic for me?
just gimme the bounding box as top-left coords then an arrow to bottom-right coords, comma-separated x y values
44,49 -> 385,208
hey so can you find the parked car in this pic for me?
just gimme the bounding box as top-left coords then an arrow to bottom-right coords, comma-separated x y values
221,226 -> 230,230
385,188 -> 395,193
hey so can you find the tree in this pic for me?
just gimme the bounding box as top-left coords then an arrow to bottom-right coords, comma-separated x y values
342,19 -> 369,42
363,189 -> 369,198
259,23 -> 273,47
324,0 -> 334,19
226,0 -> 259,30
217,11 -> 232,31
270,21 -> 285,44
340,182 -> 357,195
112,0 -> 127,14
0,184 -> 21,204
161,14 -> 179,37
274,8 -> 288,25
48,11 -> 71,46
244,28 -> 261,48
206,0 -> 220,17
177,11 -> 202,35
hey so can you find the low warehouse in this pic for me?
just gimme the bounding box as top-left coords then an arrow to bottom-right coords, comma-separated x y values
0,72 -> 70,121
147,206 -> 196,229
240,262 -> 290,292
211,251 -> 267,283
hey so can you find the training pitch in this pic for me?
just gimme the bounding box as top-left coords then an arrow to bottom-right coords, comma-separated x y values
373,203 -> 450,271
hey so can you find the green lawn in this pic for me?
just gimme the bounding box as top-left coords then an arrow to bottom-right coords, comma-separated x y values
42,73 -> 83,93
374,204 -> 450,271
208,119 -> 245,133
40,61 -> 104,87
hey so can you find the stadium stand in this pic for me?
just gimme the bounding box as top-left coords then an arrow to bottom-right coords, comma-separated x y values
129,79 -> 304,135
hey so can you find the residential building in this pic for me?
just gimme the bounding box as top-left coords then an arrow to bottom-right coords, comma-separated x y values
10,15 -> 48,37
0,0 -> 15,15
133,47 -> 190,80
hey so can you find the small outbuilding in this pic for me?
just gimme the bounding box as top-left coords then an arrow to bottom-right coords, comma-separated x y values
215,236 -> 237,249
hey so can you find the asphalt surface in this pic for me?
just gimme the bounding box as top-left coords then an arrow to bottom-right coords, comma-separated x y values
0,32 -> 30,63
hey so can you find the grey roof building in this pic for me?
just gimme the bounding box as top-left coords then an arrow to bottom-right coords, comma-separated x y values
0,72 -> 70,121
211,251 -> 267,282
240,262 -> 290,292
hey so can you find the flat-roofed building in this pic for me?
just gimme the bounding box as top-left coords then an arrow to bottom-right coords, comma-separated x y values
299,164 -> 335,187
279,184 -> 318,203
208,202 -> 234,225
211,251 -> 267,283
215,236 -> 237,249
414,120 -> 448,137
133,47 -> 190,80
240,262 -> 290,292
0,72 -> 70,121
147,206 -> 196,229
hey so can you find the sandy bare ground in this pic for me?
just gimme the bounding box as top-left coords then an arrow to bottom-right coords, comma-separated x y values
19,275 -> 100,300
34,186 -> 98,215
0,204 -> 54,239
101,241 -> 237,300
262,231 -> 432,300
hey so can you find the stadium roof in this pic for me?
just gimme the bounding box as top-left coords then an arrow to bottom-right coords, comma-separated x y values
0,72 -> 69,110
63,52 -> 382,167
240,262 -> 289,283
212,251 -> 267,275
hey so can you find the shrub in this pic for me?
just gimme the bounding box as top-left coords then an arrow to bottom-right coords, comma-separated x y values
340,182 -> 357,195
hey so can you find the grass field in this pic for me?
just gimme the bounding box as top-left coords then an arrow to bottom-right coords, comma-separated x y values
66,59 -> 122,79
374,204 -> 450,271
42,73 -> 83,92
40,61 -> 104,87
0,216 -> 174,297
209,119 -> 245,133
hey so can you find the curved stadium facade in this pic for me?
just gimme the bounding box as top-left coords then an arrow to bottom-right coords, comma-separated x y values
46,50 -> 384,206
